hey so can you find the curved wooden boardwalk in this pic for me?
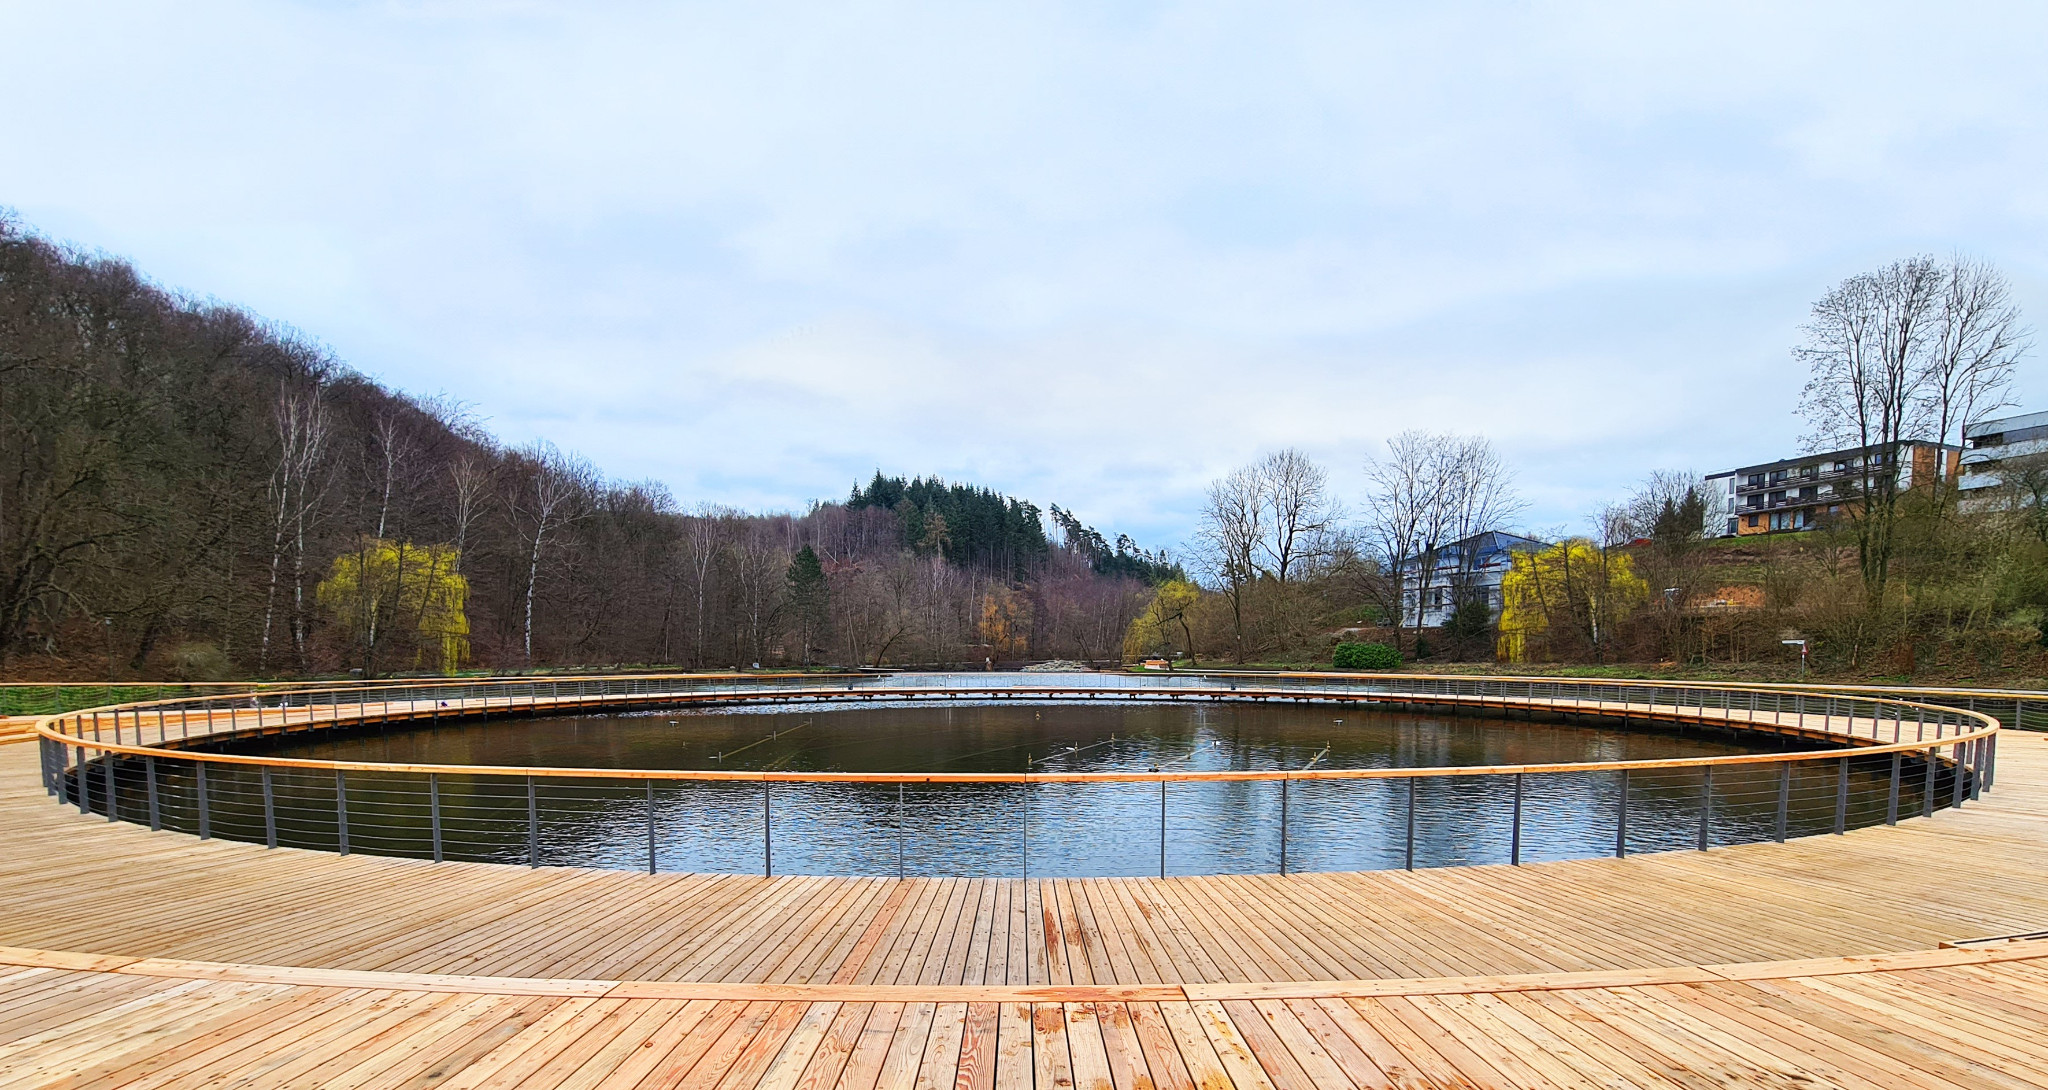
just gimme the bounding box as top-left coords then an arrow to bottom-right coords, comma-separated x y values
2,731 -> 2047,1085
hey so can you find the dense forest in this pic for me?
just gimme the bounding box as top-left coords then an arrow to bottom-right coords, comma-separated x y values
0,216 -> 1175,679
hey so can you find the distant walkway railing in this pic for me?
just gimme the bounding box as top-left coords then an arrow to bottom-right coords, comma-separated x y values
31,672 -> 2000,878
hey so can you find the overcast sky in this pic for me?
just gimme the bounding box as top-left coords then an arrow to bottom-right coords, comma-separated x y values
7,2 -> 2047,551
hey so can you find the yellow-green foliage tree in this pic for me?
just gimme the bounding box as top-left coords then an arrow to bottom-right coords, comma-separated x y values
1123,579 -> 1201,662
317,539 -> 470,674
1496,539 -> 1648,663
977,586 -> 1032,658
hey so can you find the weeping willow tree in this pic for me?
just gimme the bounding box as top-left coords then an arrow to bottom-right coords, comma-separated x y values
1123,579 -> 1201,662
317,539 -> 470,674
1497,540 -> 1648,664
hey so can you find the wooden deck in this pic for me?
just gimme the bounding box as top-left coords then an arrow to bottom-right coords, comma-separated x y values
3,730 -> 2047,1085
5,940 -> 2048,1088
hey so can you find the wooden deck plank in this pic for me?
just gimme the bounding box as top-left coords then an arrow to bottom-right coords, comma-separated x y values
2,717 -> 2047,1085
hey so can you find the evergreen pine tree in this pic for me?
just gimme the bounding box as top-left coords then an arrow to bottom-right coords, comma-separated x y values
785,545 -> 829,666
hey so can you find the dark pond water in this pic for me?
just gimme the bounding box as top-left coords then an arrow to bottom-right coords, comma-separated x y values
76,701 -> 1949,876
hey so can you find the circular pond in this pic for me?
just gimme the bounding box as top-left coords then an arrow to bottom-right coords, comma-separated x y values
170,699 -> 1926,876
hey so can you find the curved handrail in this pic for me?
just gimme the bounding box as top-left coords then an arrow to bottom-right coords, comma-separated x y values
28,671 -> 2002,878
32,673 -> 2001,784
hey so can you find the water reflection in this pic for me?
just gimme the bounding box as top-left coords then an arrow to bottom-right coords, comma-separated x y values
91,700 -> 1939,876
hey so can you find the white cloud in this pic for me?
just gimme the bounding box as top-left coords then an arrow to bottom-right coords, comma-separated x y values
5,1 -> 2047,549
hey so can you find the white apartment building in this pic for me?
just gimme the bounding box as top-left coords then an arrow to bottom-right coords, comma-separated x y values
1397,531 -> 1548,628
1960,410 -> 2048,510
1704,470 -> 1740,538
1704,441 -> 1959,537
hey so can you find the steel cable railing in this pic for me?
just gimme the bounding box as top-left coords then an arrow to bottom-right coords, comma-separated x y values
32,672 -> 2000,878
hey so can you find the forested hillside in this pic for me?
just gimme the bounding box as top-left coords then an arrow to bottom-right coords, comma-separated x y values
0,216 -> 1170,678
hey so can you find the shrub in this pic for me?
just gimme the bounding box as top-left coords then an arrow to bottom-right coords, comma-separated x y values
1332,641 -> 1402,671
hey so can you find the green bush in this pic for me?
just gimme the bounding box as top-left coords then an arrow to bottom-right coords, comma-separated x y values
1332,642 -> 1402,671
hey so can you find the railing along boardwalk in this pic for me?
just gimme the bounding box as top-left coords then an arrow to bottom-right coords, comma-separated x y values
33,673 -> 2000,877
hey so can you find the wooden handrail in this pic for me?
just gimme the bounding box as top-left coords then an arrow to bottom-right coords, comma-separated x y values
33,677 -> 2001,785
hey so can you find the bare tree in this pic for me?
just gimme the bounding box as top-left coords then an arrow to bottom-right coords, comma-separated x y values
512,443 -> 592,665
675,505 -> 736,668
1921,256 -> 2029,515
1361,432 -> 1518,650
1619,470 -> 1709,542
447,454 -> 487,570
1196,465 -> 1263,661
1361,432 -> 1430,642
728,521 -> 786,666
259,383 -> 329,672
1797,255 -> 2025,609
370,411 -> 413,540
1438,436 -> 1521,607
1253,449 -> 1335,584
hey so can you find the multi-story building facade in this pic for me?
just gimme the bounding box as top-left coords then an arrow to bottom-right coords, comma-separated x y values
1959,410 -> 2048,511
1704,470 -> 1740,538
1398,531 -> 1548,627
1708,441 -> 1959,537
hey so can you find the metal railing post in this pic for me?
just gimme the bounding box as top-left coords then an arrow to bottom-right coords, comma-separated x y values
1276,779 -> 1286,876
197,761 -> 211,839
104,755 -> 117,822
1952,742 -> 1968,809
762,780 -> 772,878
1775,762 -> 1790,843
1923,746 -> 1938,817
1615,769 -> 1628,858
647,781 -> 658,875
262,767 -> 277,848
1404,777 -> 1417,871
336,770 -> 350,856
1165,780 -> 1174,878
1833,757 -> 1848,834
429,772 -> 442,862
527,776 -> 540,867
897,783 -> 906,880
1510,772 -> 1524,865
75,748 -> 89,815
145,756 -> 160,831
1886,753 -> 1901,826
1698,765 -> 1712,851
1971,736 -> 1985,801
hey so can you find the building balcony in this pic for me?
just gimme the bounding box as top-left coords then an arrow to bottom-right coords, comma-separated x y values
1734,466 -> 1868,494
